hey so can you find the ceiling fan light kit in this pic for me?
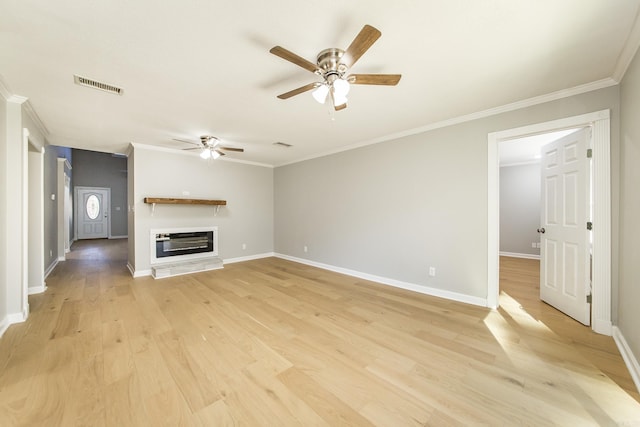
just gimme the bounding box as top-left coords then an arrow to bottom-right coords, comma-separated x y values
270,24 -> 401,111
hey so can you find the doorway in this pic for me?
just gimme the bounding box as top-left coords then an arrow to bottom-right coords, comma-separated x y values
499,127 -> 591,325
488,110 -> 612,335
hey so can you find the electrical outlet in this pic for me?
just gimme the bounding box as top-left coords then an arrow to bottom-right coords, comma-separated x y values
242,243 -> 246,250
429,267 -> 436,277
531,242 -> 536,248
49,250 -> 53,258
303,245 -> 308,253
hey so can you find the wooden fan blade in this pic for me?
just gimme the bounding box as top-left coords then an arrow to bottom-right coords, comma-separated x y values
335,103 -> 347,111
172,138 -> 200,146
348,74 -> 402,86
277,82 -> 319,99
270,46 -> 319,73
182,147 -> 201,151
219,147 -> 244,152
215,150 -> 226,157
343,25 -> 381,67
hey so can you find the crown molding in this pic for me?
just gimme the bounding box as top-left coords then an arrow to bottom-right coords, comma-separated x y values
22,100 -> 49,137
613,7 -> 640,82
130,142 -> 274,169
277,78 -> 618,167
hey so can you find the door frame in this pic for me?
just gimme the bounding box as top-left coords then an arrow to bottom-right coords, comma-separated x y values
74,186 -> 111,240
488,109 -> 611,335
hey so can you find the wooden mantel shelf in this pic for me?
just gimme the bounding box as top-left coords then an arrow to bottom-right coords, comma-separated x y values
144,197 -> 226,216
144,197 -> 226,206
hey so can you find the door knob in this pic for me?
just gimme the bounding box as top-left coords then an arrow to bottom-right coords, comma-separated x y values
537,227 -> 546,234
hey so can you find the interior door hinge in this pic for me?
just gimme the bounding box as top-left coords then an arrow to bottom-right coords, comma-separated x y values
587,148 -> 593,158
586,294 -> 592,304
587,221 -> 593,230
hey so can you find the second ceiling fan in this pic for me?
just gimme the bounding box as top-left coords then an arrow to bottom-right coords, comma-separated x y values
270,24 -> 401,111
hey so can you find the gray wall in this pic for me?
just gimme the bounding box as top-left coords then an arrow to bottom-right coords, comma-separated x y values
72,149 -> 128,237
619,45 -> 640,371
275,86 -> 620,303
131,145 -> 274,274
499,163 -> 541,256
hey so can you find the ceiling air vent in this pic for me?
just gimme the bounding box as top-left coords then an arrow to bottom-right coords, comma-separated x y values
73,74 -> 123,95
273,141 -> 292,148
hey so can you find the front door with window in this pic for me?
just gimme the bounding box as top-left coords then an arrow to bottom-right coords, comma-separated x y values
76,187 -> 110,239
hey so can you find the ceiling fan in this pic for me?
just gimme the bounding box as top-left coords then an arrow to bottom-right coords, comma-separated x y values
269,24 -> 401,111
173,136 -> 244,160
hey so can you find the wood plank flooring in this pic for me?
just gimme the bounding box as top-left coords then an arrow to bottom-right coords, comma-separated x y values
0,239 -> 638,426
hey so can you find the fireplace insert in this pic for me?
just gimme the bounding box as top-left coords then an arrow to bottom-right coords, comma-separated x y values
150,227 -> 218,264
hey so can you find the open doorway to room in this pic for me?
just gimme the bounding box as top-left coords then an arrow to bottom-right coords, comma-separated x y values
487,110 -> 612,336
498,128 -> 588,324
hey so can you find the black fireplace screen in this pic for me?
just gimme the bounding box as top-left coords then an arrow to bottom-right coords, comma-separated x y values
155,231 -> 214,259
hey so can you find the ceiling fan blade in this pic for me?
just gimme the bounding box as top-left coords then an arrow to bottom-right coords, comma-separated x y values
182,147 -> 201,151
172,138 -> 200,146
348,74 -> 402,86
270,46 -> 319,73
277,82 -> 320,99
343,25 -> 381,68
219,147 -> 244,152
335,103 -> 347,111
215,150 -> 226,156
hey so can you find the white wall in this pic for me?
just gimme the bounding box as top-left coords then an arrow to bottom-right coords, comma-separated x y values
275,86 -> 620,305
619,44 -> 640,379
131,145 -> 274,275
500,163 -> 541,256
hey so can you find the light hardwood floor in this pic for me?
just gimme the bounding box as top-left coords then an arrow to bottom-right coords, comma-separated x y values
0,240 -> 638,426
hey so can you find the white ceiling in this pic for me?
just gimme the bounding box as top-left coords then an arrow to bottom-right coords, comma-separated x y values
2,1 -> 640,167
499,128 -> 579,166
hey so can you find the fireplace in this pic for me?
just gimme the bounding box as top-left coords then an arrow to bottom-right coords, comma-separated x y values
150,227 -> 218,265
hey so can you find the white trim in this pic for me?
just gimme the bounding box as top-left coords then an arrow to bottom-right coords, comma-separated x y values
277,79 -> 617,167
612,7 -> 640,82
223,252 -> 275,264
499,252 -> 540,260
6,312 -> 26,325
0,317 -> 10,338
109,235 -> 128,239
128,262 -> 151,278
274,253 -> 487,307
45,259 -> 58,278
22,101 -> 49,139
488,110 -> 612,333
500,159 -> 541,168
612,326 -> 640,394
28,284 -> 47,295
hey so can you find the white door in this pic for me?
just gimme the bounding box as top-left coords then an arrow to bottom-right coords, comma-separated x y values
539,128 -> 591,325
76,187 -> 109,239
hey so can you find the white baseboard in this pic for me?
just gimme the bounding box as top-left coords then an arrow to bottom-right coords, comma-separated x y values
127,262 -> 151,278
1,310 -> 28,337
274,253 -> 487,308
612,326 -> 640,394
45,259 -> 59,278
223,252 -> 275,264
109,235 -> 128,239
28,284 -> 47,295
499,251 -> 541,260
